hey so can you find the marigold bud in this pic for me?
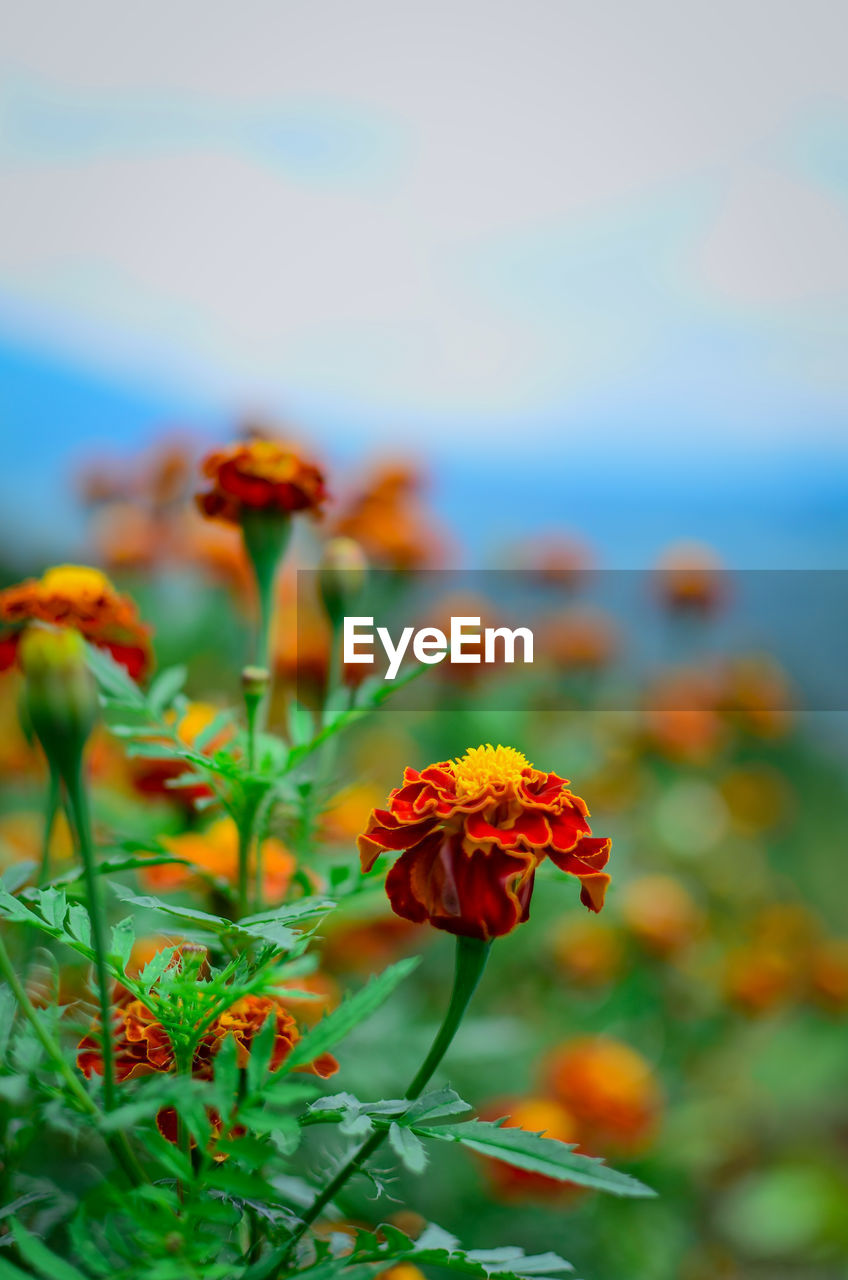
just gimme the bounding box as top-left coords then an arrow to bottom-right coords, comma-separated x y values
20,625 -> 98,778
319,537 -> 368,627
241,665 -> 271,700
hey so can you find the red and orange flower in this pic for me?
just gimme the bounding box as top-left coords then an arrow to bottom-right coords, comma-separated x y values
358,744 -> 611,940
0,565 -> 152,680
78,981 -> 337,1145
196,439 -> 327,525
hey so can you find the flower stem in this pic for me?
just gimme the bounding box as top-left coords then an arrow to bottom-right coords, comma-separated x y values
37,767 -> 60,887
63,761 -> 117,1113
282,936 -> 491,1260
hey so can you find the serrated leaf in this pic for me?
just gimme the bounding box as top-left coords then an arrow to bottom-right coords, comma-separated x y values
147,665 -> 188,716
109,917 -> 135,968
417,1119 -> 655,1198
84,642 -> 145,707
389,1121 -> 428,1174
283,957 -> 420,1071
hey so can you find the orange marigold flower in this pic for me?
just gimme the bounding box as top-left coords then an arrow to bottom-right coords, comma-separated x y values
196,439 -> 326,525
208,994 -> 338,1077
78,982 -> 337,1146
552,916 -> 623,987
0,565 -> 152,680
656,541 -> 724,614
621,875 -> 703,959
358,744 -> 611,940
544,1036 -> 661,1157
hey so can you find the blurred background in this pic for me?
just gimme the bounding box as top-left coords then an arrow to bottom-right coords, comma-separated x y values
1,0 -> 847,566
1,4 -> 848,1279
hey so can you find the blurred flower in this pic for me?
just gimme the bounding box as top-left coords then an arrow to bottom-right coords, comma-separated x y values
719,764 -> 788,835
512,534 -> 592,586
808,939 -> 848,1013
481,1097 -> 583,1201
621,875 -> 703,959
544,1036 -> 662,1156
196,439 -> 326,525
0,565 -> 152,680
144,817 -> 298,902
656,542 -> 724,614
719,656 -> 793,739
551,916 -> 623,987
0,809 -> 73,874
129,701 -> 233,808
359,744 -> 611,939
320,781 -> 386,845
723,943 -> 799,1016
537,608 -> 618,675
279,973 -> 341,1025
642,669 -> 726,764
322,913 -> 423,975
332,461 -> 444,570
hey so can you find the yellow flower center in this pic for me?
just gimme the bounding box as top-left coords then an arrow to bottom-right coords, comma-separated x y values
452,744 -> 531,797
40,565 -> 113,601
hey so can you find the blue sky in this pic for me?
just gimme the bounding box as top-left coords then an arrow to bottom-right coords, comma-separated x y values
1,1 -> 846,563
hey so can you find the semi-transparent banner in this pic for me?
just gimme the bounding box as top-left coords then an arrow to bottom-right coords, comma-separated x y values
296,569 -> 848,712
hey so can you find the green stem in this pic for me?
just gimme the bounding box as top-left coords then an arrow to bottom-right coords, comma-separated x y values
237,817 -> 252,921
63,762 -> 116,1113
242,511 -> 291,729
0,928 -> 145,1186
281,936 -> 491,1262
37,768 -> 60,888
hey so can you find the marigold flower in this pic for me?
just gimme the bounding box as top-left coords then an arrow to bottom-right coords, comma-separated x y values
552,917 -> 623,987
723,943 -> 799,1015
544,1036 -> 661,1156
537,608 -> 618,674
142,817 -> 298,902
808,939 -> 848,1014
656,541 -> 724,614
196,439 -> 326,524
0,565 -> 152,680
358,744 -> 611,940
78,982 -> 338,1144
332,461 -> 445,570
621,875 -> 703,959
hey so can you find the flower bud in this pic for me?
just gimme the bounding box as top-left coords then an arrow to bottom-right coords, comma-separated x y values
20,625 -> 98,779
319,537 -> 368,628
241,665 -> 270,701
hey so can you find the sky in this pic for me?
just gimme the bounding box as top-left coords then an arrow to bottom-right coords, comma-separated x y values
0,1 -> 847,560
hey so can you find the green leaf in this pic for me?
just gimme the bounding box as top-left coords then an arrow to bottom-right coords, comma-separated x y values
10,1220 -> 91,1280
147,665 -> 188,716
417,1119 -> 655,1198
389,1121 -> 428,1174
287,700 -> 315,746
109,916 -> 135,968
284,957 -> 421,1071
84,642 -> 145,707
